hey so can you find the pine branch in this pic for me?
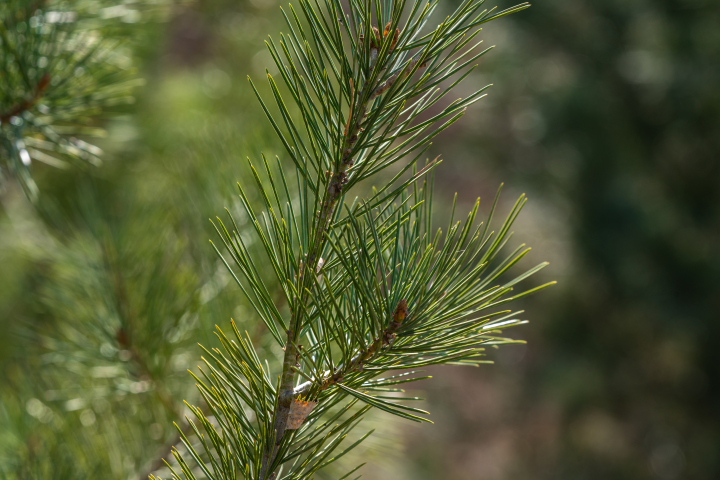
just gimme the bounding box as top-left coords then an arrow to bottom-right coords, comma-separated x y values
0,74 -> 50,124
169,2 -> 551,480
259,82 -> 363,479
260,25 -> 423,477
293,299 -> 407,397
104,239 -> 179,419
0,0 -> 146,199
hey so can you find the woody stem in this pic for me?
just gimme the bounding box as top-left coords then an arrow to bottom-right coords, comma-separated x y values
259,75 -> 372,480
260,35 -> 418,480
292,299 -> 408,397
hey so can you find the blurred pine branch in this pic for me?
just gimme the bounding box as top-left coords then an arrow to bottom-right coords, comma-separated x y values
0,0 -> 157,201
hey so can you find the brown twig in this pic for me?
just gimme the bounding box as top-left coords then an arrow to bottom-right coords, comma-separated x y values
0,74 -> 51,125
259,22 -> 429,478
293,299 -> 408,397
260,43 -> 383,479
103,234 -> 182,421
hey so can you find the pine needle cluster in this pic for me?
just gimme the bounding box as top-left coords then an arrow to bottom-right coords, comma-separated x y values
0,0 -> 146,200
160,1 -> 553,479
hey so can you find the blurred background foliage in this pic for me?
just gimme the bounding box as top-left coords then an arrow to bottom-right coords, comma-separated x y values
1,0 -> 718,479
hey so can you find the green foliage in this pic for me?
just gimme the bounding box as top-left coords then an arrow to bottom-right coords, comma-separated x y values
0,0 -> 151,199
0,4 -> 264,479
163,1 -> 552,479
0,186 -> 209,479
